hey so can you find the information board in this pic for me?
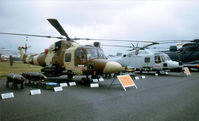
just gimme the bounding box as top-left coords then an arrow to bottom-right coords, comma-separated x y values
117,75 -> 137,91
54,87 -> 63,92
30,89 -> 41,96
184,67 -> 191,76
1,92 -> 14,99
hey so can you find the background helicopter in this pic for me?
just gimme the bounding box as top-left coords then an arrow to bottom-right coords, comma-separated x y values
162,39 -> 199,70
107,42 -> 183,74
0,19 -> 122,80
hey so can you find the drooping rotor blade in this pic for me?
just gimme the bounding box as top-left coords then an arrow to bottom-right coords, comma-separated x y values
131,43 -> 135,48
127,48 -> 135,51
0,32 -> 65,39
102,42 -> 159,49
140,42 -> 159,50
136,42 -> 139,47
47,18 -> 71,40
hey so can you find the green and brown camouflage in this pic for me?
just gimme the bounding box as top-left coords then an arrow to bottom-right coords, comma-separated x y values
18,40 -> 122,76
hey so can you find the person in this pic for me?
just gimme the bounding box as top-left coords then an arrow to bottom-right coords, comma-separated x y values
9,55 -> 13,66
155,56 -> 160,63
79,49 -> 86,63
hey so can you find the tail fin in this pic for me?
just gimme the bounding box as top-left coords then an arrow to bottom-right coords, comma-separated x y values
18,46 -> 27,62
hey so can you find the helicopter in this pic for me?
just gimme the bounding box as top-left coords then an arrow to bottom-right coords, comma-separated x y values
107,42 -> 183,74
163,39 -> 199,70
0,19 -> 122,80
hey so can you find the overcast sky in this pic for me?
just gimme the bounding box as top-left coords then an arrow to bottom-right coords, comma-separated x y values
0,0 -> 199,55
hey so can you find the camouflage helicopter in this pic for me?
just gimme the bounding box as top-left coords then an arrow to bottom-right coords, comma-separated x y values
0,19 -> 122,80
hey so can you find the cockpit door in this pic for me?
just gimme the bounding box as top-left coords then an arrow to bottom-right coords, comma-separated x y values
64,52 -> 73,70
75,48 -> 87,65
153,55 -> 162,70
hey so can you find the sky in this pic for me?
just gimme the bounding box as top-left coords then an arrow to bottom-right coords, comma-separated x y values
0,0 -> 199,55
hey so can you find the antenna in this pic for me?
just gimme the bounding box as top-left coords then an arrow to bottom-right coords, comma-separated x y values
24,36 -> 31,54
24,37 -> 28,53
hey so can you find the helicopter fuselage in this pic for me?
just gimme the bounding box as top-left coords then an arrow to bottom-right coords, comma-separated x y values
110,49 -> 182,72
165,41 -> 199,69
18,40 -> 122,76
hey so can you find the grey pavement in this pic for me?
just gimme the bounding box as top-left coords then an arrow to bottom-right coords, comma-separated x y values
1,72 -> 199,121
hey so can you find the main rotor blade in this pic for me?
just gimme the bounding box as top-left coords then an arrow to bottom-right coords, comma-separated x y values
0,32 -> 65,39
47,18 -> 70,40
157,39 -> 194,43
102,45 -> 132,48
140,43 -> 159,50
73,37 -> 159,43
74,37 -> 199,44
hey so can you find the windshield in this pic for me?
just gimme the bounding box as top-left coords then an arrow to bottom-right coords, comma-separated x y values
86,48 -> 105,60
160,54 -> 171,62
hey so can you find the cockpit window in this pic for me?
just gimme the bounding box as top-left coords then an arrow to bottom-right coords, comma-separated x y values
87,48 -> 105,60
87,49 -> 98,60
155,56 -> 161,63
97,48 -> 106,58
76,49 -> 87,62
76,48 -> 106,62
160,54 -> 171,62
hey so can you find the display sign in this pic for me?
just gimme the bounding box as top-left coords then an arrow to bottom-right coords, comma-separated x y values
30,89 -> 41,96
117,75 -> 137,91
184,67 -> 191,76
93,79 -> 98,82
99,77 -> 104,82
54,87 -> 63,92
1,92 -> 14,99
134,76 -> 139,80
90,83 -> 99,88
60,83 -> 68,87
69,82 -> 76,86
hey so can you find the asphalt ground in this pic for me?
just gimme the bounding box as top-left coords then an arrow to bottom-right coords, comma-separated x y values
1,72 -> 199,121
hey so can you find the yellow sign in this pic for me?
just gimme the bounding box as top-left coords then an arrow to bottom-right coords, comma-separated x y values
117,75 -> 137,91
184,67 -> 191,76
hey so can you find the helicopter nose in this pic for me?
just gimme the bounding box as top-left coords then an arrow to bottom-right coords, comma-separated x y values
167,61 -> 183,69
103,61 -> 122,73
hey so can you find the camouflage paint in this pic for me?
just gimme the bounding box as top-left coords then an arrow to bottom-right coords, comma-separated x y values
18,40 -> 122,75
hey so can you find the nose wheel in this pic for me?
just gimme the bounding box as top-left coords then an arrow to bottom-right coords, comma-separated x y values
80,77 -> 91,85
79,74 -> 101,85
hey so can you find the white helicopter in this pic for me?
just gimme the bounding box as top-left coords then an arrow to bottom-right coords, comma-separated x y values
107,42 -> 183,74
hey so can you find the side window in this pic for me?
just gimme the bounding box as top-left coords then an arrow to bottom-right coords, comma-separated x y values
65,53 -> 71,62
145,57 -> 150,63
155,56 -> 161,63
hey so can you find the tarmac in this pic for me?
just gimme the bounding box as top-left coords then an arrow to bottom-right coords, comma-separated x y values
1,72 -> 199,121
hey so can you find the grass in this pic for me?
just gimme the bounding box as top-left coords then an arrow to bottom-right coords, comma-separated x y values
0,61 -> 42,79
